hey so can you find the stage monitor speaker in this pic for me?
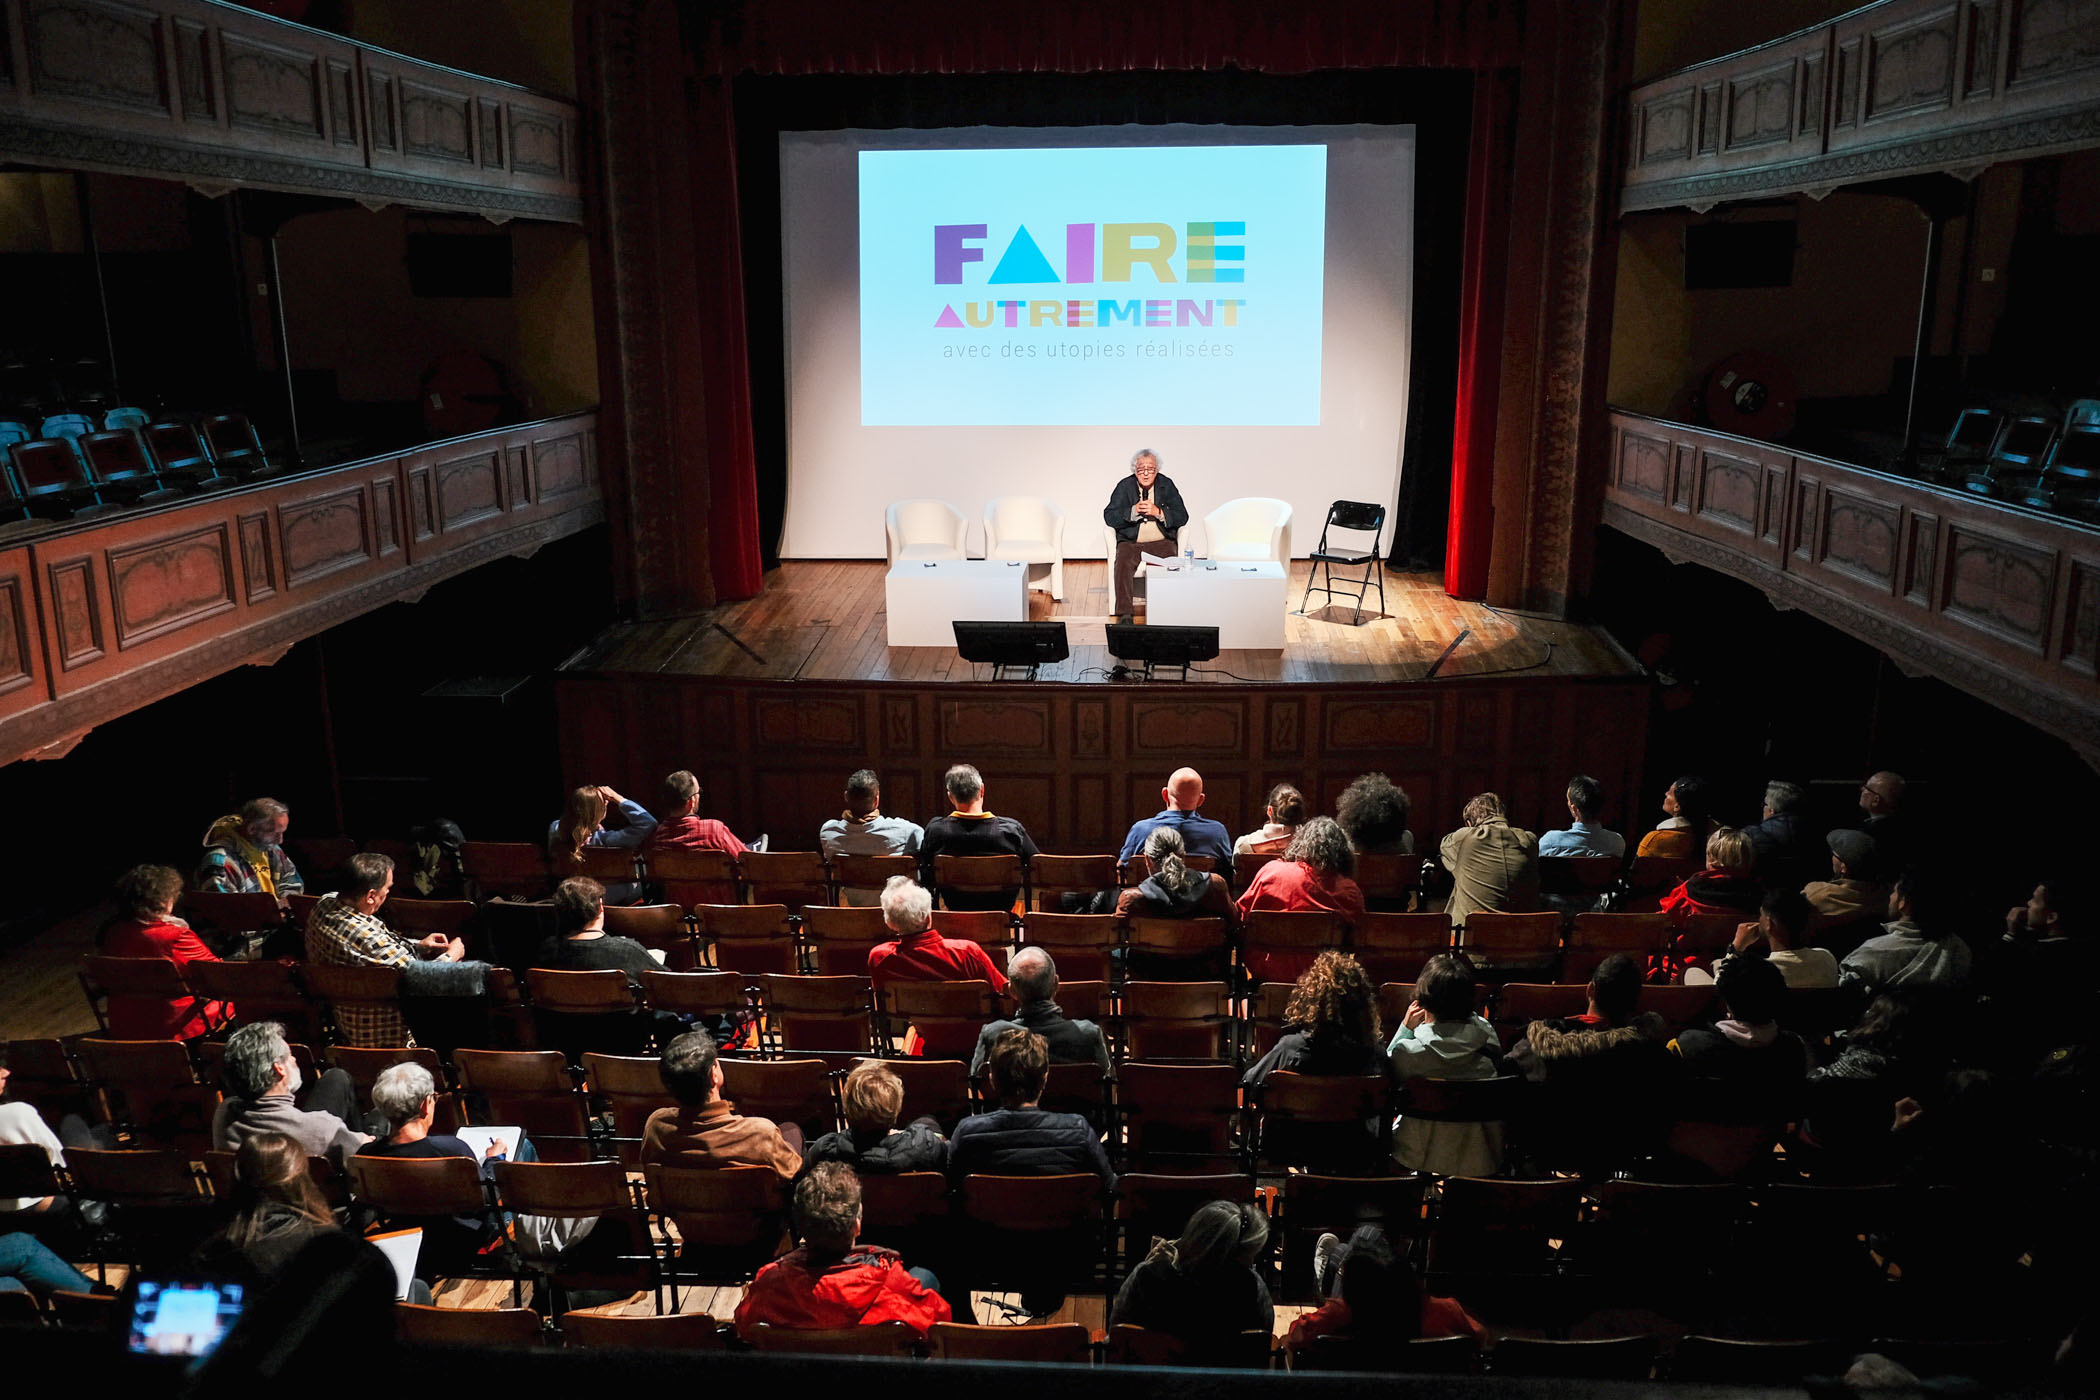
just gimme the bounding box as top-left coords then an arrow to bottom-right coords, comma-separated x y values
953,620 -> 1069,678
1105,623 -> 1220,679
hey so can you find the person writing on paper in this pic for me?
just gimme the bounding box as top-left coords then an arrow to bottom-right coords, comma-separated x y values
1104,447 -> 1189,623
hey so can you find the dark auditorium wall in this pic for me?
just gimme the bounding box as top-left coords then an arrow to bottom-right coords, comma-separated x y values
347,0 -> 576,98
274,206 -> 599,426
1631,0 -> 1858,82
1607,172 -> 2026,418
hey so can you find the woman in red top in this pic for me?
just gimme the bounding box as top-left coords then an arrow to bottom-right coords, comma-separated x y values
1235,817 -> 1367,984
1661,827 -> 1764,975
98,863 -> 227,1039
1284,1224 -> 1484,1365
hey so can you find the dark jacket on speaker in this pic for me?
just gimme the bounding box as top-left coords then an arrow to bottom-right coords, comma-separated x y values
1103,473 -> 1189,543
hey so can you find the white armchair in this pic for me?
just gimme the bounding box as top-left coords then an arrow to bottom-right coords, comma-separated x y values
1202,497 -> 1293,563
983,496 -> 1067,600
885,499 -> 969,567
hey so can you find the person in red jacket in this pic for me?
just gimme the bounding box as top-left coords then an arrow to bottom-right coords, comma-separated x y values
1235,817 -> 1367,984
98,863 -> 228,1039
734,1161 -> 953,1338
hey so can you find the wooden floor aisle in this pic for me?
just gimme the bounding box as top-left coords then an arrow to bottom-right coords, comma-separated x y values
567,561 -> 1642,685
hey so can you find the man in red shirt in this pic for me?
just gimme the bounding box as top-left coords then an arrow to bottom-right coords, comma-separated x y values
867,877 -> 1008,994
642,769 -> 746,904
734,1161 -> 952,1338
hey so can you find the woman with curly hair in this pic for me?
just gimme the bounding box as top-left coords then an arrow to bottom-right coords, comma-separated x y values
1243,950 -> 1388,1087
99,863 -> 228,1038
1335,773 -> 1414,855
1235,816 -> 1368,984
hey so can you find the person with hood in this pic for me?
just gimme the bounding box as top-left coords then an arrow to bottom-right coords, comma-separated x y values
1109,1200 -> 1274,1362
970,946 -> 1112,1078
1235,817 -> 1367,984
1389,955 -> 1505,1176
1439,792 -> 1540,927
803,1061 -> 948,1175
733,1162 -> 952,1339
1504,953 -> 1676,1174
1840,870 -> 1972,994
1670,955 -> 1811,1087
196,797 -> 302,901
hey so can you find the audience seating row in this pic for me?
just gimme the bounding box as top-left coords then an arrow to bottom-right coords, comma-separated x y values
0,413 -> 276,527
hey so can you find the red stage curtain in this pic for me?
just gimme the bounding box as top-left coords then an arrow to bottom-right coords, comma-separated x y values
686,75 -> 767,601
1443,70 -> 1517,601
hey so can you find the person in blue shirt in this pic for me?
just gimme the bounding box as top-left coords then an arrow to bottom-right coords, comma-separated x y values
1119,767 -> 1234,875
1537,774 -> 1626,860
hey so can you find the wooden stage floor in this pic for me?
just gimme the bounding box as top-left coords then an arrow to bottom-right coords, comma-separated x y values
570,561 -> 1642,685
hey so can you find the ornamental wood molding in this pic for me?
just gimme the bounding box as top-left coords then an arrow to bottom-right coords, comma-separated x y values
0,0 -> 582,221
1622,0 -> 2100,212
553,669 -> 1653,858
0,412 -> 601,766
1603,410 -> 2100,764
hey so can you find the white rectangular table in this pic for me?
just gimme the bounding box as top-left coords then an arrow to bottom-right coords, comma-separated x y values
885,558 -> 1029,647
1144,559 -> 1288,649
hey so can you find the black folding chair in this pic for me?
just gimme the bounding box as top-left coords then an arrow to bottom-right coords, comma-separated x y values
1299,500 -> 1386,624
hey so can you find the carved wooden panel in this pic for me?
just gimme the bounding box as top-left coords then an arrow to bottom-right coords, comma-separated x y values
2006,0 -> 2100,88
1944,524 -> 2055,649
1265,697 -> 1303,756
372,477 -> 399,556
1762,467 -> 1788,547
399,79 -> 473,163
26,0 -> 167,111
433,449 -> 503,531
46,556 -> 103,670
0,566 -> 33,698
1672,444 -> 1697,513
511,107 -> 567,177
531,433 -> 586,500
0,414 -> 599,766
505,447 -> 527,507
1864,6 -> 1959,121
555,671 -> 1651,863
1638,90 -> 1695,165
883,695 -> 918,755
1131,700 -> 1244,754
1606,410 -> 2100,760
1073,698 -> 1106,758
280,487 -> 371,586
1627,0 -> 2100,212
238,511 -> 274,603
1820,489 -> 1900,586
940,698 -> 1051,753
1617,428 -> 1671,502
755,695 -> 863,750
1695,449 -> 1761,533
1324,698 -> 1434,750
328,59 -> 356,145
1965,0 -> 2001,97
478,98 -> 503,169
2066,560 -> 2100,675
107,523 -> 235,648
406,468 -> 434,543
221,32 -> 322,138
368,69 -> 396,149
1726,61 -> 1797,148
173,16 -> 210,118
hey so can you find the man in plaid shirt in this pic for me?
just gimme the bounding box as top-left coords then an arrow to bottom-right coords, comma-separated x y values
305,852 -> 462,1046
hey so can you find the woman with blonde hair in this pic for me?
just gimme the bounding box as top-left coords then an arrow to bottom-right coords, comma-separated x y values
1661,826 -> 1764,975
546,782 -> 656,901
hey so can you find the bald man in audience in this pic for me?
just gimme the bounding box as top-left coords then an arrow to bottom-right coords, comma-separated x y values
1118,767 -> 1234,874
1858,770 -> 1911,870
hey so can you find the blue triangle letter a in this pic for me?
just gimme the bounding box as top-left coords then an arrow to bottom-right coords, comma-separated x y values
987,226 -> 1060,284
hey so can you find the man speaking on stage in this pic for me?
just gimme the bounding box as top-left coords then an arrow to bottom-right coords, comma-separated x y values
1104,448 -> 1190,623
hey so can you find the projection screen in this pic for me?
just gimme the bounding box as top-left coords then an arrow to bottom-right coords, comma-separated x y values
779,124 -> 1414,559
